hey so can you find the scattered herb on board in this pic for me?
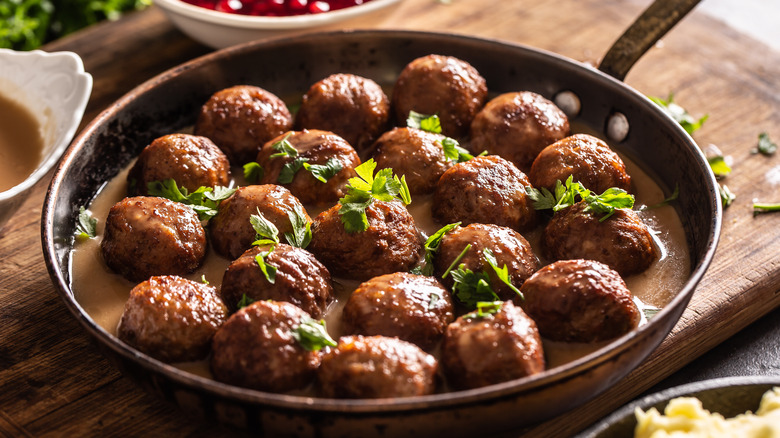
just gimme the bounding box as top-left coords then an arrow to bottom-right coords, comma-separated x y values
407,111 -> 483,163
753,202 -> 780,216
292,315 -> 337,351
75,206 -> 97,239
719,184 -> 736,208
754,132 -> 778,156
338,159 -> 411,233
270,134 -> 343,184
411,222 -> 461,276
648,93 -> 708,135
463,301 -> 503,320
147,179 -> 235,221
525,175 -> 635,221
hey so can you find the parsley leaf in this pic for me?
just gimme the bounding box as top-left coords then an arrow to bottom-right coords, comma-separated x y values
254,249 -> 277,284
407,111 -> 442,133
250,208 -> 280,246
201,274 -> 209,285
337,159 -> 411,233
643,184 -> 680,210
649,93 -> 708,135
753,202 -> 780,215
303,158 -> 343,183
525,176 -> 635,221
270,134 -> 342,184
708,156 -> 732,179
278,157 -> 308,184
147,179 -> 235,221
415,222 -> 461,276
292,315 -> 337,351
482,248 -> 523,299
755,132 -> 777,156
237,294 -> 255,309
270,133 -> 297,158
284,204 -> 312,249
75,206 -> 97,239
450,265 -> 501,309
463,301 -> 503,320
719,184 -> 736,208
440,137 -> 484,163
243,162 -> 264,184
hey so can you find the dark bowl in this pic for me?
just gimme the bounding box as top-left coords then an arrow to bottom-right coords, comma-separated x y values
42,30 -> 721,437
576,376 -> 780,437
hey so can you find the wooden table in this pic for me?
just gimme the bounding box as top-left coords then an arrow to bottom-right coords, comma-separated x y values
2,1 -> 778,436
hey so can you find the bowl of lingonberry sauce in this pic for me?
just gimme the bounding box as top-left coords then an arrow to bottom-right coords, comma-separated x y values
154,0 -> 402,49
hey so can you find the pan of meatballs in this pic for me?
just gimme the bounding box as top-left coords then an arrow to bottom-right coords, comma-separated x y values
43,9 -> 719,438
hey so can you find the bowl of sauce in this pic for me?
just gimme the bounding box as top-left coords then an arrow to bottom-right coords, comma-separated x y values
0,49 -> 91,235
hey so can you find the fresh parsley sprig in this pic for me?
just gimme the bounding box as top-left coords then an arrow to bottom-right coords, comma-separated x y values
463,301 -> 504,320
292,315 -> 337,351
754,132 -> 777,156
284,204 -> 312,249
449,265 -> 501,308
412,222 -> 461,276
75,206 -> 97,239
649,93 -> 708,135
147,179 -> 236,221
270,134 -> 343,184
406,111 -> 482,163
525,175 -> 635,221
338,159 -> 411,233
482,248 -> 523,299
249,210 -> 279,285
243,162 -> 264,184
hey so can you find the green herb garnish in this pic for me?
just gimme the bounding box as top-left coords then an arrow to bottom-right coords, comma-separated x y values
649,93 -> 708,135
278,158 -> 307,184
75,206 -> 97,239
250,208 -> 281,246
441,244 -> 472,279
284,204 -> 312,249
303,158 -> 343,183
407,110 -> 442,133
243,162 -> 264,184
463,301 -> 503,320
525,175 -> 635,221
708,156 -> 732,179
753,202 -> 780,216
292,315 -> 337,351
482,248 -> 523,300
755,132 -> 777,156
449,265 -> 501,308
254,249 -> 277,284
237,294 -> 255,309
147,179 -> 236,221
643,184 -> 680,211
270,134 -> 342,184
337,159 -> 411,233
719,184 -> 736,208
413,222 -> 461,276
201,274 -> 209,285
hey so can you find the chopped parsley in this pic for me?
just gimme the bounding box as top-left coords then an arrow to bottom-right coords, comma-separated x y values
642,184 -> 680,211
292,315 -> 337,351
253,249 -> 277,284
719,184 -> 736,208
147,179 -> 235,221
755,132 -> 777,156
482,248 -> 523,300
337,159 -> 411,233
463,301 -> 503,320
236,294 -> 255,309
753,202 -> 780,216
75,206 -> 97,239
649,93 -> 708,135
303,158 -> 343,183
243,162 -> 264,184
708,155 -> 732,179
406,111 -> 482,163
449,265 -> 500,308
284,204 -> 312,249
525,175 -> 635,221
270,133 -> 342,184
412,222 -> 460,276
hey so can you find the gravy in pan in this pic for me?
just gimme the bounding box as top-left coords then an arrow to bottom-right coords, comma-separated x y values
71,138 -> 690,382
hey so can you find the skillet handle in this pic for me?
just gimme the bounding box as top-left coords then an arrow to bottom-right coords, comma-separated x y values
598,0 -> 701,81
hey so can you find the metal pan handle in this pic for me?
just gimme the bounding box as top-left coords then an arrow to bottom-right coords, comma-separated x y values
599,0 -> 701,81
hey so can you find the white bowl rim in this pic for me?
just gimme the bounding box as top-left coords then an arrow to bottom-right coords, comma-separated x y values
0,49 -> 92,202
154,0 -> 401,29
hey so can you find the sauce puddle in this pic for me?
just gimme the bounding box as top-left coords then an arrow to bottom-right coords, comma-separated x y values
0,93 -> 44,192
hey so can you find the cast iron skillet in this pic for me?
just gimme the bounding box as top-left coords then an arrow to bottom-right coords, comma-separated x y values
42,0 -> 719,435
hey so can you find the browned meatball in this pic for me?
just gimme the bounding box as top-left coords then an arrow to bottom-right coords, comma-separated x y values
341,272 -> 454,350
195,85 -> 293,165
209,185 -> 310,260
432,155 -> 537,232
392,54 -> 487,138
317,335 -> 438,398
117,275 -> 227,363
127,133 -> 231,196
529,133 -> 632,194
542,201 -> 658,276
441,301 -> 544,390
210,300 -> 320,392
257,129 -> 360,206
308,200 -> 425,281
295,73 -> 390,154
518,259 -> 641,342
371,127 -> 453,195
101,196 -> 207,282
433,223 -> 539,302
220,244 -> 333,318
470,91 -> 571,172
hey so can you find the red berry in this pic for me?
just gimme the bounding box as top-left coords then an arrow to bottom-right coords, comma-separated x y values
308,1 -> 330,13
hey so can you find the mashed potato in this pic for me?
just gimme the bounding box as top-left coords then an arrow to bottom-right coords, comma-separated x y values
634,387 -> 780,437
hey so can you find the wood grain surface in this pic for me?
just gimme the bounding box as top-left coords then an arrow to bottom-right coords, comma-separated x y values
1,0 -> 778,436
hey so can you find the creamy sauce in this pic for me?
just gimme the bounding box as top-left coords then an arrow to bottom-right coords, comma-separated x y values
0,92 -> 44,192
71,132 -> 690,385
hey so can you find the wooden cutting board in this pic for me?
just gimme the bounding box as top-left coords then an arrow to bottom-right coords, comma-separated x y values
1,1 -> 778,436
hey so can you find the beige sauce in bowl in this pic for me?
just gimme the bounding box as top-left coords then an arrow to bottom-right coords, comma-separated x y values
0,92 -> 44,192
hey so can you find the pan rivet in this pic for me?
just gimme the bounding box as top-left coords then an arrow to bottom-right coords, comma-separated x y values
554,91 -> 581,117
607,112 -> 629,142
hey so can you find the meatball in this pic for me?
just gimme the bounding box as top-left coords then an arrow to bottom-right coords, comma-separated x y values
127,133 -> 231,196
470,91 -> 571,172
101,196 -> 207,282
432,155 -> 537,231
256,129 -> 360,206
220,244 -> 333,318
441,301 -> 544,390
295,73 -> 390,154
117,275 -> 227,363
317,335 -> 438,398
542,201 -> 658,276
392,54 -> 487,138
209,185 -> 310,260
341,272 -> 454,350
210,300 -> 320,392
195,85 -> 293,165
371,127 -> 453,195
433,223 -> 539,302
529,133 -> 632,194
518,259 -> 641,342
308,200 -> 425,281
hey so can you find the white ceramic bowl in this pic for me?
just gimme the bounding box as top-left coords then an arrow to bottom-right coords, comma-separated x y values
0,49 -> 92,234
154,0 -> 402,49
